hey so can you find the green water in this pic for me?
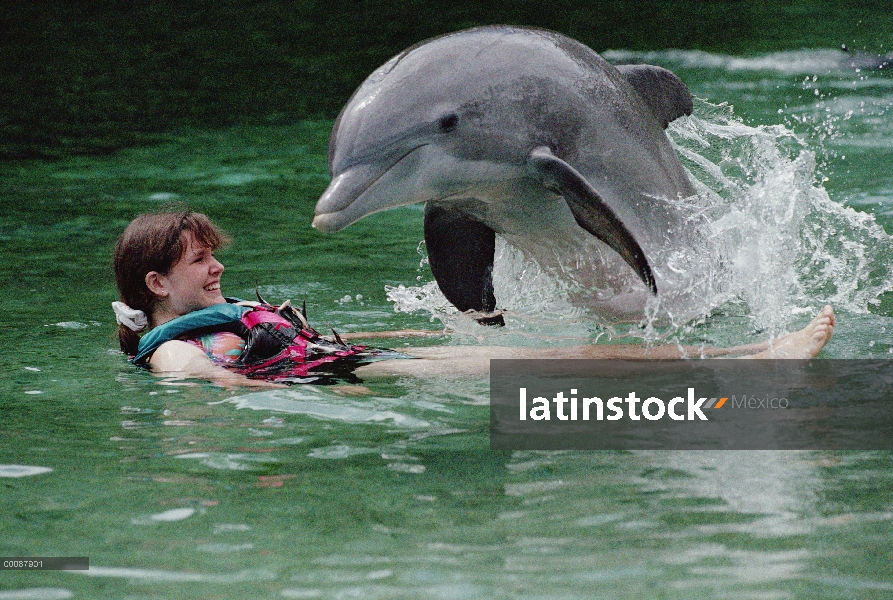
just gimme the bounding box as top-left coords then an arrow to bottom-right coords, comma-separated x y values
5,19 -> 893,600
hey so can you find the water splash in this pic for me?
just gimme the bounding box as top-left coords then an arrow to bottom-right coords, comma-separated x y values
387,99 -> 893,341
670,100 -> 893,334
387,242 -> 595,344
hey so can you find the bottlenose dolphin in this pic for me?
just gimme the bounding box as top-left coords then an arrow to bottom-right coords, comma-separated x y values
314,26 -> 711,324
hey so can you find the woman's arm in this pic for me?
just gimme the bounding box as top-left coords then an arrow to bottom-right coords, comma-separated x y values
148,340 -> 283,388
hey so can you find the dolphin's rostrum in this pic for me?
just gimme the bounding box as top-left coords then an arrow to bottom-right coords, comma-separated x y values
314,26 -> 704,324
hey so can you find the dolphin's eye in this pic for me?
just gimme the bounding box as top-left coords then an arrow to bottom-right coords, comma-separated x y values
438,113 -> 459,132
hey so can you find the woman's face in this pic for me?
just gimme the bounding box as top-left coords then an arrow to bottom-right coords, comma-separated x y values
154,230 -> 226,316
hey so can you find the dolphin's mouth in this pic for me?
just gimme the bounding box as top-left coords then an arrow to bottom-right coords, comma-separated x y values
313,145 -> 429,232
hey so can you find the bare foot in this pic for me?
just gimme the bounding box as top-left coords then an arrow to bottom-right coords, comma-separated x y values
746,305 -> 835,359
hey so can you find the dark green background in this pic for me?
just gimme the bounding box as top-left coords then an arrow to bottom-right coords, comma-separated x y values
3,0 -> 892,159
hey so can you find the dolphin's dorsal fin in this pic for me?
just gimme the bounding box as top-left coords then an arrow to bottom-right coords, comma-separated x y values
615,64 -> 693,129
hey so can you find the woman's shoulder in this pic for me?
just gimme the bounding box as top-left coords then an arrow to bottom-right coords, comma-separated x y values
148,339 -> 212,373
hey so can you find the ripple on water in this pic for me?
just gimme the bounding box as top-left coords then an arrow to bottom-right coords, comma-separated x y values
280,590 -> 324,599
196,543 -> 255,553
213,523 -> 252,534
174,452 -> 278,471
131,507 -> 197,525
0,590 -> 73,600
603,48 -> 887,76
307,445 -> 378,459
77,567 -> 276,583
206,172 -> 275,186
52,322 -> 90,329
147,192 -> 179,201
221,390 -> 432,428
0,465 -> 53,478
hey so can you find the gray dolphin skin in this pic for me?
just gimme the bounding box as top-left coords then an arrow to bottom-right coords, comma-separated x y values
314,26 -> 706,324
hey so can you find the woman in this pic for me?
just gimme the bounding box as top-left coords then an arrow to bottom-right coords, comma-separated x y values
113,210 -> 835,388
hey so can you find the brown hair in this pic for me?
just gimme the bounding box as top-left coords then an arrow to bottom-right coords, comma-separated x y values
113,210 -> 230,355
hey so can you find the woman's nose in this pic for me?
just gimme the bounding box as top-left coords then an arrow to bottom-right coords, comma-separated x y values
210,257 -> 224,274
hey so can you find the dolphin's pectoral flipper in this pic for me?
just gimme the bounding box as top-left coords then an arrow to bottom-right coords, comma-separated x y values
423,204 -> 505,326
615,64 -> 693,129
527,147 -> 657,295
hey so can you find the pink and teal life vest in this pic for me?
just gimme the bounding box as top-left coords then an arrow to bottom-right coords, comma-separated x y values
132,301 -> 405,384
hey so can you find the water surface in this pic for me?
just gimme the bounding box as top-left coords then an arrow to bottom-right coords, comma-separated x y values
2,48 -> 893,599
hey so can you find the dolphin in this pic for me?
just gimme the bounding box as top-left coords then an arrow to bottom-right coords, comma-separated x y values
313,26 -> 708,324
